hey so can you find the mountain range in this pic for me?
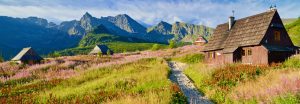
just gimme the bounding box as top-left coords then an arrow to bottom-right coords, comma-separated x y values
0,12 -> 214,60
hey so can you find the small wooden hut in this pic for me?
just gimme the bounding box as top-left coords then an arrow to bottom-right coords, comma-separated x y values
89,45 -> 113,55
11,47 -> 43,64
194,36 -> 208,45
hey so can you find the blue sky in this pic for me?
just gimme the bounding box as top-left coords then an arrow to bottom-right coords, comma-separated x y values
0,0 -> 299,27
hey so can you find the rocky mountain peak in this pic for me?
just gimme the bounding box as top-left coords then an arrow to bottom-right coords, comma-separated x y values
116,14 -> 130,18
157,21 -> 172,28
103,14 -> 146,34
24,17 -> 48,26
82,12 -> 93,19
80,12 -> 99,31
147,21 -> 172,35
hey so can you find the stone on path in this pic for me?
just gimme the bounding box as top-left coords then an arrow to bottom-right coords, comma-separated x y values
168,61 -> 213,104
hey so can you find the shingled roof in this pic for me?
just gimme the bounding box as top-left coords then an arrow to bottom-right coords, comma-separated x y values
203,10 -> 277,51
11,47 -> 43,61
89,45 -> 113,55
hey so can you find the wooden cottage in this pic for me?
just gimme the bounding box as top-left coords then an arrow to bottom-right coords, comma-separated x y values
202,9 -> 297,65
194,36 -> 208,45
11,47 -> 43,64
89,45 -> 113,55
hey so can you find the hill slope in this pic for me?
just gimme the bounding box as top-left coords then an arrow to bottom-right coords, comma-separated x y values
285,18 -> 300,46
282,18 -> 298,25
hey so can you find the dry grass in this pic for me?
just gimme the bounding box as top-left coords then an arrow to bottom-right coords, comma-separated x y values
181,54 -> 300,104
230,69 -> 300,103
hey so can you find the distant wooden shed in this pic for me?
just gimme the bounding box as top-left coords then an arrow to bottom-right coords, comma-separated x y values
89,45 -> 113,55
11,47 -> 43,64
194,36 -> 207,45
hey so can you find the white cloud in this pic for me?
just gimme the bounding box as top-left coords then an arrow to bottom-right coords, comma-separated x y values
0,0 -> 299,27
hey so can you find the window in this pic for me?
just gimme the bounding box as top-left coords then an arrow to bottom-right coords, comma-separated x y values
248,49 -> 252,55
208,52 -> 215,59
242,48 -> 252,56
274,30 -> 281,41
242,49 -> 246,56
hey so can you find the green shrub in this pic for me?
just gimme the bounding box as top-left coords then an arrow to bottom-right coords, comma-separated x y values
181,54 -> 204,64
211,90 -> 226,103
151,44 -> 160,51
283,56 -> 300,68
97,51 -> 102,58
169,40 -> 176,49
49,51 -> 61,58
171,92 -> 188,104
107,49 -> 111,56
173,54 -> 205,64
0,55 -> 4,62
209,64 -> 269,91
170,84 -> 188,104
272,94 -> 300,104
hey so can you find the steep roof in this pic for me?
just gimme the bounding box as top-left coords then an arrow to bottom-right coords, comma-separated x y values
203,10 -> 277,51
89,45 -> 113,55
11,47 -> 43,61
195,36 -> 208,43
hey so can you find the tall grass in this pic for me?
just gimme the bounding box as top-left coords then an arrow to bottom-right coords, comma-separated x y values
180,54 -> 300,104
172,53 -> 204,64
0,45 -> 204,103
283,55 -> 300,68
1,58 -> 180,103
229,69 -> 300,103
34,58 -> 175,103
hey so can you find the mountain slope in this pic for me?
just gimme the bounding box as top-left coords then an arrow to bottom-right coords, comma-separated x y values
285,18 -> 300,46
148,21 -> 214,42
0,13 -> 214,59
0,16 -> 80,60
78,25 -> 146,47
55,25 -> 167,56
61,13 -> 213,43
102,14 -> 147,34
148,21 -> 172,35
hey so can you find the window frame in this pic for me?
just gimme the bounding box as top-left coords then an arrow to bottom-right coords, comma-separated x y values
208,52 -> 215,59
242,49 -> 246,56
248,49 -> 252,56
242,48 -> 252,56
274,30 -> 281,41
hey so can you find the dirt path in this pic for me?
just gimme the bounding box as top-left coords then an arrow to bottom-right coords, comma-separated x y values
168,61 -> 212,104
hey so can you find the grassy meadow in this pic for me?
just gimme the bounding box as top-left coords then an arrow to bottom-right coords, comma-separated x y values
172,53 -> 300,104
2,44 -> 300,104
0,56 -> 187,103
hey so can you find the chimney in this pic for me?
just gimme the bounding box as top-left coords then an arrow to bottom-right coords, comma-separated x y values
269,5 -> 277,11
228,16 -> 235,30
